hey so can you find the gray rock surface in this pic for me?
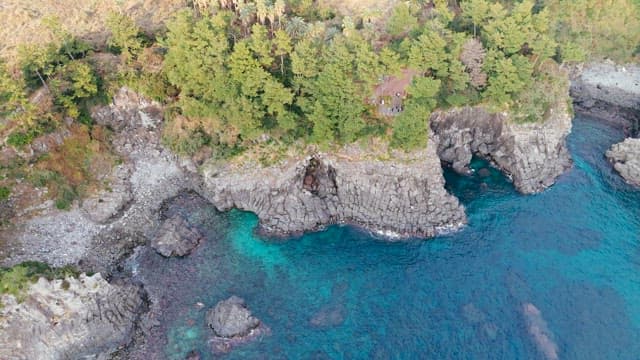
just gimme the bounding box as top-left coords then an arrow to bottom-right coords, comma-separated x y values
81,164 -> 133,224
0,273 -> 144,360
206,296 -> 261,338
430,101 -> 573,194
606,137 -> 640,186
203,139 -> 466,239
570,62 -> 640,135
0,87 -> 202,269
151,214 -> 203,257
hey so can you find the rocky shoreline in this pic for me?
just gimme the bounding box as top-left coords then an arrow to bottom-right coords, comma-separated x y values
4,60 -> 640,358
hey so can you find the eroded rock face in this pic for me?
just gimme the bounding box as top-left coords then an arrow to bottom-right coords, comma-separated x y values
606,138 -> 640,186
570,62 -> 640,136
0,273 -> 144,360
203,139 -> 466,239
91,87 -> 163,132
151,214 -> 203,257
431,101 -> 572,194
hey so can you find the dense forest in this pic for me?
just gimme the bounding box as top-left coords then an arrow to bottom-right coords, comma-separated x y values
0,0 -> 639,210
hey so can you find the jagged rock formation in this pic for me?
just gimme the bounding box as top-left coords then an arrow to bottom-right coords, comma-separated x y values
202,140 -> 466,239
206,296 -> 261,338
570,62 -> 640,136
430,101 -> 573,194
0,273 -> 144,360
606,138 -> 640,186
151,214 -> 203,257
206,296 -> 269,354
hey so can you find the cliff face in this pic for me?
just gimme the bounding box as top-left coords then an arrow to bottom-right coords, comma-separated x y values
431,101 -> 573,194
570,62 -> 640,135
0,274 -> 144,360
203,140 -> 466,238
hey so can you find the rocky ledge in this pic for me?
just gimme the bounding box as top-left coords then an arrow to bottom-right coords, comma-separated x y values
0,273 -> 145,360
430,100 -> 573,194
203,139 -> 466,239
570,62 -> 640,136
606,138 -> 640,186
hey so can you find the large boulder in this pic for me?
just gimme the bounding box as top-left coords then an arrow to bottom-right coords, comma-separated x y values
206,296 -> 261,338
0,273 -> 144,360
606,138 -> 640,186
151,215 -> 203,257
205,296 -> 269,354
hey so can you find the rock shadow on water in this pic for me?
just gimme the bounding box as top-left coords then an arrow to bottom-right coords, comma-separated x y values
443,157 -> 516,206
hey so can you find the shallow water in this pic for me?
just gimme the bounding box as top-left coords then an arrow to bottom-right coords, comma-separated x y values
133,115 -> 640,359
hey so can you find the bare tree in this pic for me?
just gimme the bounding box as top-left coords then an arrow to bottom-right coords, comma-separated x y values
460,38 -> 487,89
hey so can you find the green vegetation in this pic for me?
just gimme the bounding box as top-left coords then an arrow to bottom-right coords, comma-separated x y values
0,261 -> 80,304
1,0 -> 639,169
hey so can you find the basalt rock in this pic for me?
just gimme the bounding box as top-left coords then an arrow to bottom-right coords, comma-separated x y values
151,214 -> 203,257
202,138 -> 466,239
0,273 -> 144,360
570,62 -> 640,136
430,100 -> 572,194
606,138 -> 640,186
206,296 -> 269,354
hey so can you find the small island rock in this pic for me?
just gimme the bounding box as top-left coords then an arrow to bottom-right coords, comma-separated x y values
206,296 -> 261,338
606,138 -> 640,186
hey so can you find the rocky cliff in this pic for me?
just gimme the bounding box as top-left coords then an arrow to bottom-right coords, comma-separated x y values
570,62 -> 640,136
430,101 -> 573,194
0,273 -> 144,360
606,138 -> 640,187
203,141 -> 466,238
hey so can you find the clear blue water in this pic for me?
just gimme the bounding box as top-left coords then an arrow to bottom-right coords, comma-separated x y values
133,115 -> 640,359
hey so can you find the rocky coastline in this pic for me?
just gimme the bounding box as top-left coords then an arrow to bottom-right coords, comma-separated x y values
430,100 -> 573,194
7,59 -> 640,358
202,141 -> 466,239
570,62 -> 640,186
570,62 -> 640,136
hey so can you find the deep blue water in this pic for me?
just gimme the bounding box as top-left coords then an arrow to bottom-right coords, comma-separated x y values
133,115 -> 640,359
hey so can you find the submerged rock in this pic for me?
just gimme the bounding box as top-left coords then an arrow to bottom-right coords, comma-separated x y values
522,303 -> 559,360
206,296 -> 269,353
0,273 -> 144,360
151,215 -> 203,257
606,138 -> 640,186
310,303 -> 346,328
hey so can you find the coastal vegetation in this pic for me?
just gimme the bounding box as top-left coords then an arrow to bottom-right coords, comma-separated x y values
0,261 -> 80,304
0,0 -> 639,216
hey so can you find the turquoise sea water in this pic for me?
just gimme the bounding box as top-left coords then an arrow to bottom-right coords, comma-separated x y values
133,115 -> 640,359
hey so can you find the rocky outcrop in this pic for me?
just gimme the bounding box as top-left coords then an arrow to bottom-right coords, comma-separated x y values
0,273 -> 144,360
430,101 -> 573,194
92,87 -> 163,132
606,138 -> 640,186
206,296 -> 269,353
81,164 -> 133,224
570,62 -> 640,136
203,139 -> 466,239
207,296 -> 261,338
151,214 -> 203,257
